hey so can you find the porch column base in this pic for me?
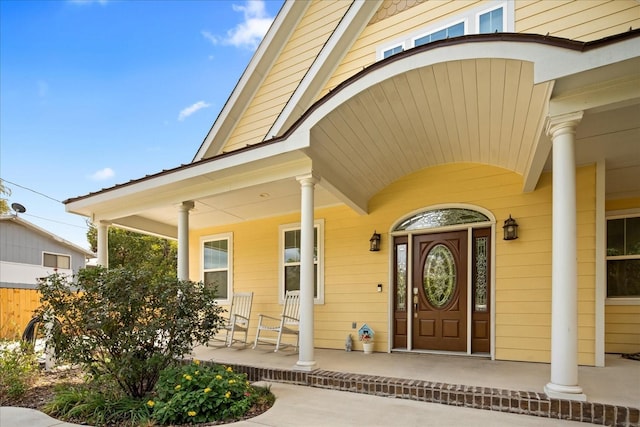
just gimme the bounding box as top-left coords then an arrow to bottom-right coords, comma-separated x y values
544,383 -> 586,401
293,360 -> 317,372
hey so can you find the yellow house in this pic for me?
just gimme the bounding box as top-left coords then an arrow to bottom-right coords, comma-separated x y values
64,0 -> 640,402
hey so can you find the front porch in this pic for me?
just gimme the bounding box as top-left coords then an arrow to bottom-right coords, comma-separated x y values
192,345 -> 639,425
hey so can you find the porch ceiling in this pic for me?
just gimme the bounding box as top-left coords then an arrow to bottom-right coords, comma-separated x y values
308,58 -> 552,202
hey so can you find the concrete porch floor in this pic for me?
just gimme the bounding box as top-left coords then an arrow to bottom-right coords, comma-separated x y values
192,344 -> 639,409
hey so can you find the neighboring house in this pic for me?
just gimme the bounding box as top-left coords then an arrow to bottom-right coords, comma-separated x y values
0,214 -> 94,336
64,0 -> 640,402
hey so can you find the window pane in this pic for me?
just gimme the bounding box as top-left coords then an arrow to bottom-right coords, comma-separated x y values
284,230 -> 301,263
57,255 -> 71,269
626,217 -> 640,255
383,45 -> 403,59
204,240 -> 228,269
415,34 -> 430,47
395,208 -> 489,231
607,219 -> 624,256
474,237 -> 488,312
480,8 -> 503,33
204,271 -> 228,299
284,265 -> 318,297
396,244 -> 407,311
448,22 -> 465,37
607,259 -> 640,297
43,253 -> 56,268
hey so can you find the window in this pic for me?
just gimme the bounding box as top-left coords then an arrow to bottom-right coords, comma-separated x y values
279,220 -> 324,304
201,233 -> 232,302
43,252 -> 71,269
414,21 -> 465,47
607,216 -> 640,298
382,44 -> 404,59
478,5 -> 504,33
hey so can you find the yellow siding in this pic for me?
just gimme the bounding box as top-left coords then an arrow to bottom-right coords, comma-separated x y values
605,305 -> 640,354
321,0 -> 640,97
606,197 -> 640,212
516,0 -> 640,41
0,288 -> 41,339
188,163 -> 598,363
222,0 -> 350,153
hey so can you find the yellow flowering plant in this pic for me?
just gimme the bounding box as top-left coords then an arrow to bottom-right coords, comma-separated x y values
151,361 -> 260,425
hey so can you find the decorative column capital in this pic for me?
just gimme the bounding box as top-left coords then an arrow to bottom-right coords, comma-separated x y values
545,111 -> 583,139
179,201 -> 195,212
296,173 -> 319,187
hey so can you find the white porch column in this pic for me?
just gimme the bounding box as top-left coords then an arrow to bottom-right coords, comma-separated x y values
96,221 -> 110,267
544,111 -> 586,401
296,174 -> 318,371
177,201 -> 194,281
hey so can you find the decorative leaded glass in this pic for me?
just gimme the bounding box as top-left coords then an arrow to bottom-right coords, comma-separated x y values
423,244 -> 456,307
474,237 -> 488,312
396,244 -> 407,311
395,208 -> 489,231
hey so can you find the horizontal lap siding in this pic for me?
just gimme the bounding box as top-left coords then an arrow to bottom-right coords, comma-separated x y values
189,163 -> 597,363
222,0 -> 349,153
516,0 -> 640,41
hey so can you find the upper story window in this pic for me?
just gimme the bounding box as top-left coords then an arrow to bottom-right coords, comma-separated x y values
43,252 -> 71,269
607,215 -> 640,299
377,2 -> 513,60
279,220 -> 324,304
201,233 -> 233,303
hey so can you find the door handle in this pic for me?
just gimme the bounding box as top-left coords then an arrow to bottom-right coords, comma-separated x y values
413,295 -> 418,317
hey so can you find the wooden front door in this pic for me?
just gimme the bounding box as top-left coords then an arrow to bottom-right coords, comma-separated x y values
412,231 -> 467,351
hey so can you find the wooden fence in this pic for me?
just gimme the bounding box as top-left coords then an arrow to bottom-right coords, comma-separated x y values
0,288 -> 41,339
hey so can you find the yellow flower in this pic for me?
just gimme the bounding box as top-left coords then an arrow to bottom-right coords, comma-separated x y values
193,359 -> 200,365
228,379 -> 236,384
146,400 -> 155,407
204,387 -> 211,393
195,370 -> 199,375
226,366 -> 233,372
185,375 -> 193,381
215,375 -> 222,380
188,411 -> 196,417
175,384 -> 181,390
246,381 -> 250,386
225,391 -> 231,399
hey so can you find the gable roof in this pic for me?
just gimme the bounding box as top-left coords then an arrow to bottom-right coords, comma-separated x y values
0,214 -> 94,258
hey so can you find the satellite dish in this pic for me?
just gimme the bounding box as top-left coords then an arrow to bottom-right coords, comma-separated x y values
11,203 -> 26,214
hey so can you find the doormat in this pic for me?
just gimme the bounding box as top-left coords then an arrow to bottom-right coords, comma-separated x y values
621,352 -> 640,361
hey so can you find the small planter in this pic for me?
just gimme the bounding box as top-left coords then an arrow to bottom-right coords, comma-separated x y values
362,342 -> 373,354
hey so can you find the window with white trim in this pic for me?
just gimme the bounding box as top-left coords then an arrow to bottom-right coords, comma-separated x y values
377,2 -> 513,60
201,233 -> 232,302
43,252 -> 71,269
279,220 -> 324,304
607,215 -> 640,298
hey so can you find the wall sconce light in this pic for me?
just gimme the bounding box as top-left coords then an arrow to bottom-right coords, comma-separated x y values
369,231 -> 381,251
503,215 -> 519,240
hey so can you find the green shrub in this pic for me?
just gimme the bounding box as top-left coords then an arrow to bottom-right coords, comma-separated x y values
0,340 -> 38,402
151,361 -> 263,425
36,267 -> 226,398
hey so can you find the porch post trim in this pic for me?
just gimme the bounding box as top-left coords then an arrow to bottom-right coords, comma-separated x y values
295,173 -> 318,371
96,220 -> 110,267
544,111 -> 586,401
177,201 -> 194,281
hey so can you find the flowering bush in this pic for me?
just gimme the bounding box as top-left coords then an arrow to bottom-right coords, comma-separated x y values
151,360 -> 260,425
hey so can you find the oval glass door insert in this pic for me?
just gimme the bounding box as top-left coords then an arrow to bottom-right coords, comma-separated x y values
423,244 -> 456,307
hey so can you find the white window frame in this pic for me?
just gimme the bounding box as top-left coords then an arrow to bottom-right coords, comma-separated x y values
476,2 -> 508,34
411,19 -> 467,48
278,219 -> 324,304
380,43 -> 405,60
42,252 -> 71,270
605,211 -> 640,305
201,232 -> 233,305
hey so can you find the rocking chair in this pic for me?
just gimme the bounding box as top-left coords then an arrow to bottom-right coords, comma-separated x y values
253,290 -> 300,352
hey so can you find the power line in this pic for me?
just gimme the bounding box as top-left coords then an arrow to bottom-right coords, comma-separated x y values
23,213 -> 89,230
1,178 -> 63,203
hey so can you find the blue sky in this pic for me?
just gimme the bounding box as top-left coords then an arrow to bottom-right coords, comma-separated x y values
1,0 -> 284,250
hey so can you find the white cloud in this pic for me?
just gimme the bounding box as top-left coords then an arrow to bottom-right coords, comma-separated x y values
89,168 -> 114,181
178,101 -> 211,121
202,0 -> 274,50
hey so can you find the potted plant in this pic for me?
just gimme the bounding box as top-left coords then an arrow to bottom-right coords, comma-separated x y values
360,331 -> 373,354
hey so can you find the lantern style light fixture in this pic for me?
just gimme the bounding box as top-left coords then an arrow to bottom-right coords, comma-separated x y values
369,231 -> 381,251
503,215 -> 519,240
